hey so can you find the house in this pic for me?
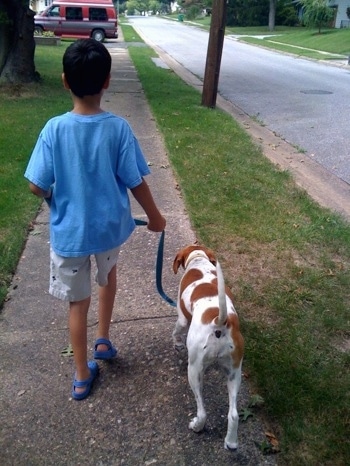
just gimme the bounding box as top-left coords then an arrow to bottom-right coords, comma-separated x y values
328,0 -> 350,28
30,0 -> 53,14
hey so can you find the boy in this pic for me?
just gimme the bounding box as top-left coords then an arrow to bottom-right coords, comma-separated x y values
24,39 -> 166,400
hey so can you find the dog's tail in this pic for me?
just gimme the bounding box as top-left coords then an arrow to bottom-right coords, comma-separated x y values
216,260 -> 228,326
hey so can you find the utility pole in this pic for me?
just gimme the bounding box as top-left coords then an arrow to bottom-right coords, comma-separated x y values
201,0 -> 227,108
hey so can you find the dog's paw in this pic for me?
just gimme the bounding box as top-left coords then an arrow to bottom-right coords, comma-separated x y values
189,417 -> 206,433
174,342 -> 186,352
224,439 -> 238,451
173,335 -> 186,352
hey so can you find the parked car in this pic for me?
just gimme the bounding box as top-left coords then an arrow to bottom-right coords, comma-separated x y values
34,0 -> 118,42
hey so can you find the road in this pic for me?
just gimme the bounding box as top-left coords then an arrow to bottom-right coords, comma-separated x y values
128,16 -> 350,186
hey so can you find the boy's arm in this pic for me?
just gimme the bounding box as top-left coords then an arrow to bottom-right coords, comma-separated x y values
29,182 -> 52,200
130,178 -> 166,232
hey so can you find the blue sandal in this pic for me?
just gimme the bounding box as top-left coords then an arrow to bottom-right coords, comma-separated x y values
93,338 -> 117,360
72,360 -> 99,400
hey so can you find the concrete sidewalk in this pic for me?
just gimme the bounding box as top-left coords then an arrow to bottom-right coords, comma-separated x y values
0,40 -> 276,465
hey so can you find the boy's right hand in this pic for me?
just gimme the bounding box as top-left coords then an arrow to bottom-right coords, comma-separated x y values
147,215 -> 166,232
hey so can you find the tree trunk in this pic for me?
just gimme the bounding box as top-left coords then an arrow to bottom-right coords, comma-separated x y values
268,0 -> 277,32
0,0 -> 39,84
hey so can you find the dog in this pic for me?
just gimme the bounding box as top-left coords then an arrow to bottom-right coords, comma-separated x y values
172,245 -> 244,450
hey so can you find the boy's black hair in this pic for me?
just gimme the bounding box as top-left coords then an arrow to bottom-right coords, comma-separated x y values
63,39 -> 112,98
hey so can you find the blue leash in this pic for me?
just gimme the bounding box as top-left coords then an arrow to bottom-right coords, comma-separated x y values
134,219 -> 177,307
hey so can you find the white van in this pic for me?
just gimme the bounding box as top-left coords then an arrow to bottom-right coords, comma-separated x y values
34,0 -> 118,42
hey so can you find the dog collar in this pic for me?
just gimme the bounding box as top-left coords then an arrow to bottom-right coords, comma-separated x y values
184,250 -> 209,269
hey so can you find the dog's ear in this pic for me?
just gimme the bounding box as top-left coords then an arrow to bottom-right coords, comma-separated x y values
205,248 -> 217,266
173,252 -> 184,274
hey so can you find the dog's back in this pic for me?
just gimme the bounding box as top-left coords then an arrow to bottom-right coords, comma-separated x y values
186,259 -> 243,374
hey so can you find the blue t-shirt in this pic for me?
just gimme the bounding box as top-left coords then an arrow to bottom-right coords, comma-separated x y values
24,111 -> 151,257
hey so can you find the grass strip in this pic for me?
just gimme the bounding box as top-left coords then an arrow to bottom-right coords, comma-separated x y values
0,44 -> 70,305
238,36 -> 345,60
127,41 -> 350,465
256,28 -> 350,55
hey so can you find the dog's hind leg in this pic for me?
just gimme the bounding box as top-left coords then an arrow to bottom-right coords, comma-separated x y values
172,314 -> 189,351
224,367 -> 241,450
187,358 -> 207,432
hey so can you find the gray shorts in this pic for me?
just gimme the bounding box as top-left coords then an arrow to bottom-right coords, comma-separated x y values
49,247 -> 121,302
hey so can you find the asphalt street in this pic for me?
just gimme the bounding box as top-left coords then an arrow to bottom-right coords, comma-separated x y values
129,16 -> 350,186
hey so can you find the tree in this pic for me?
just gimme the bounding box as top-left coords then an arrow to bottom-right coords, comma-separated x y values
268,0 -> 277,31
301,0 -> 335,33
275,0 -> 299,26
226,0 -> 297,28
226,0 -> 269,27
0,0 -> 38,84
126,0 -> 150,15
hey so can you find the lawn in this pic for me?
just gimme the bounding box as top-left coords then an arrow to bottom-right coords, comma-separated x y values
259,27 -> 350,55
240,28 -> 350,60
0,44 -> 70,306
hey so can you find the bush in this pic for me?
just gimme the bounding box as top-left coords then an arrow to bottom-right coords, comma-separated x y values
186,5 -> 201,20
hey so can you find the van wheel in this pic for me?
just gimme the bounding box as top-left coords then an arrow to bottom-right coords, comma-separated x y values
34,26 -> 44,35
91,29 -> 105,42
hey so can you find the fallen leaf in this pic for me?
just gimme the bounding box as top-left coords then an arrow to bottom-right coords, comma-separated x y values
265,431 -> 280,452
30,230 -> 42,236
248,394 -> 264,407
61,344 -> 74,357
239,407 -> 254,421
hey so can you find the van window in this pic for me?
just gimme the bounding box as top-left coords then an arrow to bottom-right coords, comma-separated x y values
48,6 -> 60,17
66,7 -> 83,21
89,8 -> 108,21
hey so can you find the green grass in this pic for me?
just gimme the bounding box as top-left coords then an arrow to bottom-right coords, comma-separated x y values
1,29 -> 349,465
126,40 -> 350,465
267,28 -> 350,53
224,25 -> 301,34
230,26 -> 350,58
240,36 -> 340,60
119,19 -> 144,42
0,44 -> 70,305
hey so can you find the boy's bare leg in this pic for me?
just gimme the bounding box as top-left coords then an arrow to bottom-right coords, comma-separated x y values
96,264 -> 117,352
69,296 -> 91,392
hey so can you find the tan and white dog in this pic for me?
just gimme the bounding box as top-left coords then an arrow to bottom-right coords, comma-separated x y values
173,245 -> 244,450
